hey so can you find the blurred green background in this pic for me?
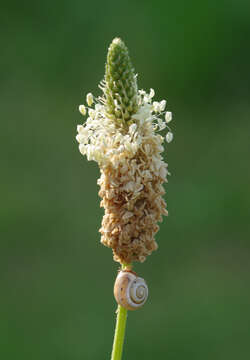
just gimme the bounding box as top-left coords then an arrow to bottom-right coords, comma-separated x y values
1,0 -> 250,359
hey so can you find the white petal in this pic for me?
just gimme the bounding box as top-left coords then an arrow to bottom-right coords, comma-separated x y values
166,132 -> 173,143
77,125 -> 84,133
79,144 -> 86,155
79,105 -> 86,115
153,101 -> 160,112
86,93 -> 94,106
89,109 -> 96,119
149,88 -> 155,98
159,100 -> 166,112
165,111 -> 172,123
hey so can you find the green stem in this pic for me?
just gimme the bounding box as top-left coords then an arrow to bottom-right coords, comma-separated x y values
111,264 -> 131,360
111,305 -> 128,360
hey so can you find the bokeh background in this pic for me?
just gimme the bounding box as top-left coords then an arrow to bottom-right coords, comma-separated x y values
1,0 -> 250,359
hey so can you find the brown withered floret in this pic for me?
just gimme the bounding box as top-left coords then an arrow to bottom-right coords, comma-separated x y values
98,136 -> 168,264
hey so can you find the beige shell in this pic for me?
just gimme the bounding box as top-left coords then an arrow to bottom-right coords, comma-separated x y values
114,271 -> 148,310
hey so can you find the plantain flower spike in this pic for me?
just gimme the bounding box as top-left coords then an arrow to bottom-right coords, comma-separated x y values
76,37 -> 173,264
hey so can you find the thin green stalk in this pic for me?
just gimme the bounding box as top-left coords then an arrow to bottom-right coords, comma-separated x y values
111,305 -> 128,360
111,264 -> 130,360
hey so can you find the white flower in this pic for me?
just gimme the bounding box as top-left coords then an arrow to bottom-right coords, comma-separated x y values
77,125 -> 84,133
79,143 -> 86,155
88,109 -> 96,119
76,88 -> 173,165
159,100 -> 166,112
79,105 -> 86,116
149,88 -> 155,98
95,103 -> 102,112
166,131 -> 173,143
153,101 -> 161,113
86,93 -> 94,106
138,89 -> 146,96
165,111 -> 172,123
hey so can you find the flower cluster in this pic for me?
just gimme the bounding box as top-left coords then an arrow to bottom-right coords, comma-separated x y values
76,38 -> 173,264
76,88 -> 173,168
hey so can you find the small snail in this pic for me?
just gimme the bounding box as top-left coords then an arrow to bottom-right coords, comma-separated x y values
114,270 -> 148,310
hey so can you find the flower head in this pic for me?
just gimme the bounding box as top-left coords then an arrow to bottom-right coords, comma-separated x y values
76,38 -> 173,264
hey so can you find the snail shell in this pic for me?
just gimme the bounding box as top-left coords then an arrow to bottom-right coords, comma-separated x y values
114,270 -> 148,311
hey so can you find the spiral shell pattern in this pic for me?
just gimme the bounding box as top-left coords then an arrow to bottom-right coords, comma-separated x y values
114,271 -> 148,310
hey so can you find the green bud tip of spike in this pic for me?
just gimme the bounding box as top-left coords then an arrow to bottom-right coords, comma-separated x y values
104,38 -> 139,126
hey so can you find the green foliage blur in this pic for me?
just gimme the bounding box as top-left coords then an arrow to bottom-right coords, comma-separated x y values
1,0 -> 250,359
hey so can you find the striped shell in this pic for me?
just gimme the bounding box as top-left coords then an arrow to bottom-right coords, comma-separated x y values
114,271 -> 148,310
